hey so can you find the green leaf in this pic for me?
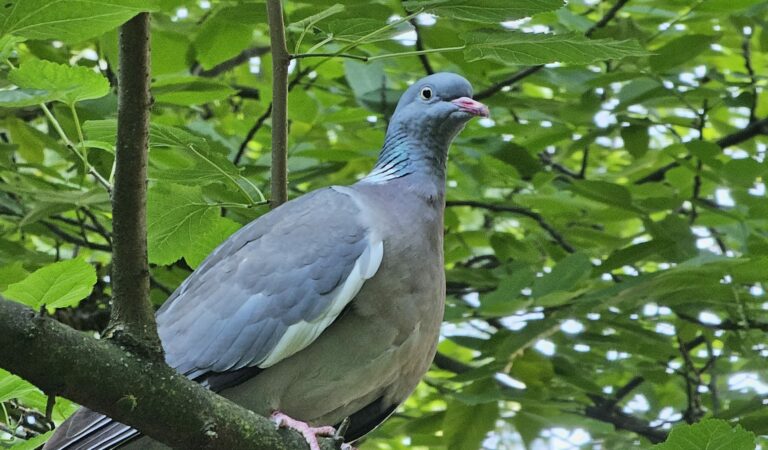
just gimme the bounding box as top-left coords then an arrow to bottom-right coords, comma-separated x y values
621,125 -> 649,158
0,261 -> 29,291
0,368 -> 39,403
152,75 -> 236,106
0,88 -> 56,107
653,419 -> 755,450
0,0 -> 159,42
8,431 -> 54,450
147,183 -> 240,267
443,398 -> 498,450
8,59 -> 110,105
531,251 -> 592,297
192,3 -> 266,70
649,35 -> 718,72
404,0 -> 564,23
3,259 -> 97,310
289,3 -> 345,30
567,180 -> 644,214
463,31 -> 647,65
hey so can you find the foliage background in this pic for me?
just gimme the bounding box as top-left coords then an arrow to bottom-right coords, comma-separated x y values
0,0 -> 767,448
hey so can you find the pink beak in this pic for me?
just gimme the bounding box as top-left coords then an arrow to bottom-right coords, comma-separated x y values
451,97 -> 490,118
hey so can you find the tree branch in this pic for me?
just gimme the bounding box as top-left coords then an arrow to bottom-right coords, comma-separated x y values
43,222 -> 111,252
266,0 -> 290,208
235,103 -> 272,166
585,0 -> 630,38
109,13 -> 162,354
433,352 -> 668,443
474,66 -> 544,101
0,298 -> 338,450
195,46 -> 270,78
635,117 -> 768,184
446,200 -> 575,253
475,0 -> 632,101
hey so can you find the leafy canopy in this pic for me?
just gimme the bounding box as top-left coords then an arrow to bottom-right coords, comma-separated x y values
0,0 -> 767,449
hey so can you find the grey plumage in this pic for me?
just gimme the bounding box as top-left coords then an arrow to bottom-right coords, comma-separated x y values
44,72 -> 487,450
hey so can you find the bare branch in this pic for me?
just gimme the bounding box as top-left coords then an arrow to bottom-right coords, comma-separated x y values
636,117 -> 768,184
195,46 -> 270,78
446,200 -> 576,253
266,0 -> 290,208
109,13 -> 162,353
585,0 -> 630,37
475,0 -> 632,100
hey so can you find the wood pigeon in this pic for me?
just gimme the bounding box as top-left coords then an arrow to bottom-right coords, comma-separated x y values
43,72 -> 488,450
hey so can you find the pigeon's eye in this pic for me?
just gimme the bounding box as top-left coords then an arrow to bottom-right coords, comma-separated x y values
419,87 -> 433,100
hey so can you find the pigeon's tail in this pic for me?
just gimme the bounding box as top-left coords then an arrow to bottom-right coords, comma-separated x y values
42,408 -> 138,450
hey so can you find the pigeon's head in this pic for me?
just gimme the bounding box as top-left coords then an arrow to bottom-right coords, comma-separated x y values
390,72 -> 489,143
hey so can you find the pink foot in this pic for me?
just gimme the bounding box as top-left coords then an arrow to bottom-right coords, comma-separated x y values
271,411 -> 336,450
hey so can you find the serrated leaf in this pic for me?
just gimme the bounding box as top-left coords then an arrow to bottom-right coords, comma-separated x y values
3,259 -> 97,310
147,183 -> 240,267
404,0 -> 563,23
463,31 -> 647,65
8,59 -> 109,105
0,0 -> 158,42
653,419 -> 755,450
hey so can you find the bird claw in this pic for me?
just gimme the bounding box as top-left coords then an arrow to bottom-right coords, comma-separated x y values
271,411 -> 337,450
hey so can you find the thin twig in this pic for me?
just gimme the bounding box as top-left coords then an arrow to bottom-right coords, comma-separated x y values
446,200 -> 575,253
266,0 -> 290,208
475,0 -> 632,100
410,20 -> 435,75
585,0 -> 630,37
740,27 -> 758,123
234,67 -> 312,166
475,66 -> 544,101
195,46 -> 270,78
635,117 -> 768,184
43,222 -> 111,252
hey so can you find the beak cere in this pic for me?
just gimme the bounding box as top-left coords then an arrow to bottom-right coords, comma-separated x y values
451,97 -> 490,118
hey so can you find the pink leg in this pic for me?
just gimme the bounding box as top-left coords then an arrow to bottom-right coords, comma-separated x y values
271,411 -> 337,450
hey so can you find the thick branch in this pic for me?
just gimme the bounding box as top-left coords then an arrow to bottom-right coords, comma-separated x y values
266,0 -> 290,208
110,13 -> 161,352
0,298 -> 337,450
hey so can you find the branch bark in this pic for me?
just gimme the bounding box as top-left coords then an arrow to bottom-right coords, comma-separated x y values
109,12 -> 161,354
266,0 -> 290,208
0,298 -> 338,450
